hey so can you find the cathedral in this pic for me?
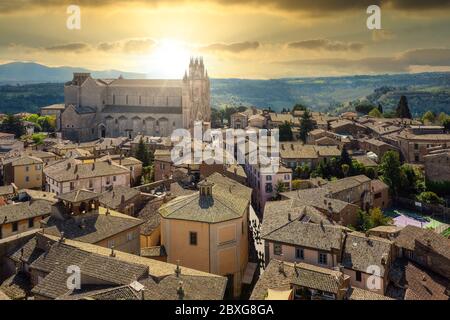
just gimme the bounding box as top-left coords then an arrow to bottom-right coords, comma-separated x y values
61,57 -> 211,142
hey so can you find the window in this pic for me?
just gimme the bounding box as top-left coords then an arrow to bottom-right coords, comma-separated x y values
414,143 -> 418,150
273,243 -> 283,256
284,174 -> 290,180
12,222 -> 18,232
374,192 -> 381,199
25,166 -> 29,172
266,175 -> 272,181
70,182 -> 75,190
89,180 -> 93,188
35,164 -> 41,170
106,177 -> 111,185
265,183 -> 273,193
295,247 -> 304,260
414,155 -> 419,162
318,252 -> 328,265
113,95 -> 116,104
126,95 -> 129,104
28,218 -> 34,228
189,232 -> 197,245
356,271 -> 362,282
113,176 -> 117,182
139,96 -> 142,105
25,176 -> 30,182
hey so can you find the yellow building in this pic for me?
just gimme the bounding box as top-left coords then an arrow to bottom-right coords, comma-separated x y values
2,155 -> 44,190
159,172 -> 252,298
0,200 -> 52,239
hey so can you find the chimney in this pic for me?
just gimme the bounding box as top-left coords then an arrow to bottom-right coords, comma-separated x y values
59,231 -> 65,243
175,260 -> 181,278
278,260 -> 285,274
177,281 -> 184,300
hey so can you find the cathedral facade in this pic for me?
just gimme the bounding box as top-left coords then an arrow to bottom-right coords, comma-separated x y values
61,57 -> 211,142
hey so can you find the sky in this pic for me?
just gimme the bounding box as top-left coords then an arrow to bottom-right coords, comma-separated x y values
0,0 -> 450,79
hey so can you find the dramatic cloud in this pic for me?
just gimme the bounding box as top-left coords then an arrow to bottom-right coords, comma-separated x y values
3,0 -> 450,15
44,43 -> 90,53
43,38 -> 154,54
399,48 -> 450,66
276,48 -> 450,73
200,41 -> 260,53
288,39 -> 365,52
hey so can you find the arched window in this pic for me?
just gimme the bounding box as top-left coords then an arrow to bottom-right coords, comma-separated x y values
112,94 -> 115,104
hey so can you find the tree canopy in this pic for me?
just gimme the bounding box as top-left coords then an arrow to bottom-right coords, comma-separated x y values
299,109 -> 314,143
279,121 -> 293,141
368,107 -> 383,118
395,95 -> 412,119
0,114 -> 26,138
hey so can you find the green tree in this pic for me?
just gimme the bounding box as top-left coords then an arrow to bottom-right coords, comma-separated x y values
355,103 -> 376,115
416,191 -> 444,205
341,164 -> 350,177
291,179 -> 303,190
299,109 -> 314,143
292,104 -> 307,112
279,121 -> 293,141
377,103 -> 383,114
340,146 -> 352,167
368,108 -> 383,118
442,118 -> 450,133
273,180 -> 287,200
0,114 -> 26,138
295,164 -> 310,179
135,137 -> 151,167
364,166 -> 376,179
422,110 -> 436,124
395,95 -> 412,119
380,151 -> 402,196
31,133 -> 46,145
356,207 -> 392,231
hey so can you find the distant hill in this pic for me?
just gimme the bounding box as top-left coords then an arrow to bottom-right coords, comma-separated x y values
0,62 -> 449,117
210,73 -> 450,117
0,62 -> 145,83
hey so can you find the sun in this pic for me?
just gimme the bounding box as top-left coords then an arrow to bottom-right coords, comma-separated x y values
146,39 -> 192,78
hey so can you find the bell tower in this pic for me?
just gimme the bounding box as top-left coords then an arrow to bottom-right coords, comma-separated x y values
182,57 -> 211,129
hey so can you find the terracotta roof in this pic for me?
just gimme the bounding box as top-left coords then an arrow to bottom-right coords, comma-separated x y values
347,287 -> 394,300
387,259 -> 449,300
250,260 -> 349,300
159,173 -> 251,223
0,200 -> 52,225
342,232 -> 393,276
57,189 -> 100,203
99,186 -> 140,209
394,225 -> 450,260
44,158 -> 130,182
43,207 -> 143,244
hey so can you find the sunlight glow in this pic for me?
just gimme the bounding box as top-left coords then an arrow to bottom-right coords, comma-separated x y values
146,39 -> 192,78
